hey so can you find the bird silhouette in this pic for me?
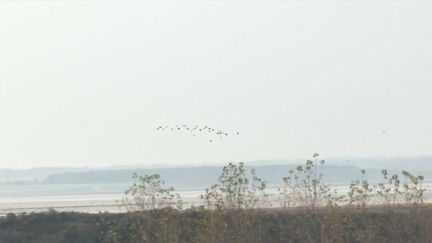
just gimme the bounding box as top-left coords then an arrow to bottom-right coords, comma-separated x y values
156,124 -> 240,142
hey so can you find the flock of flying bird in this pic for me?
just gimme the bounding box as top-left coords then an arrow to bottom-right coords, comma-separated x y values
156,124 -> 240,142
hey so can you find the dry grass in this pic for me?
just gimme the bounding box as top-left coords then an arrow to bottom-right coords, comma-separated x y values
98,204 -> 432,243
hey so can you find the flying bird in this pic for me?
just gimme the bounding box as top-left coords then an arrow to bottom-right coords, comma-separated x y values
156,124 -> 240,142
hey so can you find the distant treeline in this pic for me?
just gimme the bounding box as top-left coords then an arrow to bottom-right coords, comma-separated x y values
2,156 -> 432,184
40,165 -> 396,186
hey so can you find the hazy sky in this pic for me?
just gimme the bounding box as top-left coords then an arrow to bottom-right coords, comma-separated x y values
0,1 -> 431,169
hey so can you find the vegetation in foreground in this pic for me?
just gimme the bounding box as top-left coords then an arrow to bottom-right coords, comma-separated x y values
1,206 -> 432,243
0,154 -> 430,243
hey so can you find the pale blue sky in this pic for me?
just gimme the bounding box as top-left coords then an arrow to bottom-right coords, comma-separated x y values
0,1 -> 431,168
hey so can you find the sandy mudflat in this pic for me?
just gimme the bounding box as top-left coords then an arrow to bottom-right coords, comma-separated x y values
2,186 -> 432,216
0,191 -> 205,216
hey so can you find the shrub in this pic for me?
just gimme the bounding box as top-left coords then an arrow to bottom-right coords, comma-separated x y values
121,173 -> 182,211
200,162 -> 268,209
